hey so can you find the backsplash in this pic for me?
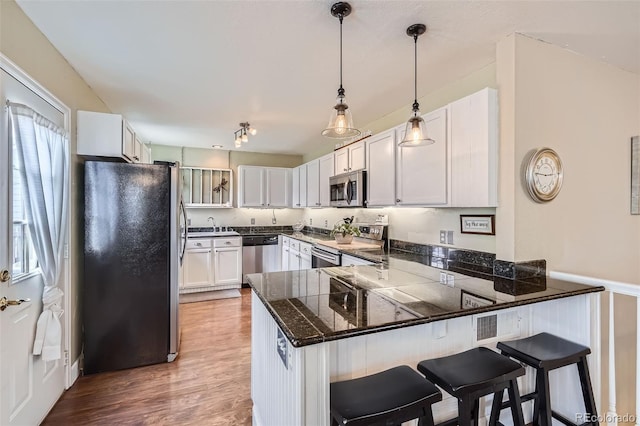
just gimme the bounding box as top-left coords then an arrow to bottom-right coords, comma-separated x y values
389,239 -> 546,282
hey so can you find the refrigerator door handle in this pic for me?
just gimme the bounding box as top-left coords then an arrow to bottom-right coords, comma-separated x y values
179,198 -> 187,265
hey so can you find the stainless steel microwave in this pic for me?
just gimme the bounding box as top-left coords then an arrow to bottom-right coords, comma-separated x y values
330,170 -> 366,207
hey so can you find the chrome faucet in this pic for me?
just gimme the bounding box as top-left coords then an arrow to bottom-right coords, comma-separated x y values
207,216 -> 216,230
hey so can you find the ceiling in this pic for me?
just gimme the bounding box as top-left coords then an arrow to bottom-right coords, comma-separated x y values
16,0 -> 640,156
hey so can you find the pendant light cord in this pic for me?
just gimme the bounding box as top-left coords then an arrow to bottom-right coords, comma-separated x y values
413,34 -> 419,112
339,14 -> 344,92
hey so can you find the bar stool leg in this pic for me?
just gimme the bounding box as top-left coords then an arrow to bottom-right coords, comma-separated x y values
577,356 -> 598,426
459,395 -> 474,426
417,406 -> 436,426
507,379 -> 525,426
535,369 -> 553,426
489,389 -> 504,426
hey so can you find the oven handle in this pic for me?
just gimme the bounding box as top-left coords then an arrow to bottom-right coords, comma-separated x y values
311,247 -> 341,265
345,180 -> 352,205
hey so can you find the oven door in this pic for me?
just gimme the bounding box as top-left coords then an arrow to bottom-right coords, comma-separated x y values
330,176 -> 348,207
311,247 -> 341,268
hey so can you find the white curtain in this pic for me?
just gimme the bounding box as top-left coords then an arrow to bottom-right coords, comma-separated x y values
8,102 -> 69,362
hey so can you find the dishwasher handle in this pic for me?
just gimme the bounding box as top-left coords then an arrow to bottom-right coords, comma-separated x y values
311,247 -> 341,266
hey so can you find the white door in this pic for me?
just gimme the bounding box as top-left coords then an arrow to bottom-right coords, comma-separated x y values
318,153 -> 334,206
265,168 -> 289,208
396,107 -> 448,205
366,129 -> 396,206
348,140 -> 366,171
183,248 -> 213,288
239,166 -> 264,207
306,160 -> 320,207
0,66 -> 67,425
335,149 -> 349,174
213,248 -> 242,285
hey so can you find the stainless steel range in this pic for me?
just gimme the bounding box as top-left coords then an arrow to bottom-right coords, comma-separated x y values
311,223 -> 387,268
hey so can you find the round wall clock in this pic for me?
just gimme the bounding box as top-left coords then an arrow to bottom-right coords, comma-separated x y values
524,147 -> 564,202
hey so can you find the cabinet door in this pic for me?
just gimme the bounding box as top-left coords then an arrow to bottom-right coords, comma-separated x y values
141,143 -> 151,164
133,136 -> 142,163
266,168 -> 289,207
449,88 -> 498,207
299,164 -> 307,208
366,129 -> 396,206
318,153 -> 334,206
289,249 -> 301,271
183,248 -> 213,288
214,247 -> 242,285
306,159 -> 320,207
335,149 -> 349,175
348,140 -> 366,171
239,166 -> 264,207
300,254 -> 311,270
122,121 -> 135,162
282,246 -> 290,271
396,107 -> 448,205
292,166 -> 301,208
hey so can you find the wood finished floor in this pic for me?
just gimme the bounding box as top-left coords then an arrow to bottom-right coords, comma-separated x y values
43,289 -> 253,426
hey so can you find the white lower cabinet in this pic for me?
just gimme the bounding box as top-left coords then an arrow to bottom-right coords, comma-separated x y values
182,240 -> 213,289
181,237 -> 242,292
214,247 -> 242,285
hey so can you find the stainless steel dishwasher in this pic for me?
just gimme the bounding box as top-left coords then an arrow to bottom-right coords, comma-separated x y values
242,234 -> 280,283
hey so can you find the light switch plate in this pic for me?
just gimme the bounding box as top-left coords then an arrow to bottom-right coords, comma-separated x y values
447,231 -> 454,245
309,218 -> 313,226
439,230 -> 446,244
439,271 -> 447,284
251,218 -> 255,225
446,274 -> 455,287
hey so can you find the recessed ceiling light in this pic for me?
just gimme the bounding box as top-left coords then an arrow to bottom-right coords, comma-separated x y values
212,144 -> 224,149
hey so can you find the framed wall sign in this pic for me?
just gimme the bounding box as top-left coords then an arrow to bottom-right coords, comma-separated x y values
460,215 -> 495,235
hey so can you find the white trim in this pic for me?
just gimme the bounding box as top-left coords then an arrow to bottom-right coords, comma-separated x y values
0,53 -> 73,390
69,357 -> 80,387
549,270 -> 640,297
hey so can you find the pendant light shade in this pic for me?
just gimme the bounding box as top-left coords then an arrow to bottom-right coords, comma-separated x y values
399,24 -> 434,147
322,2 -> 361,139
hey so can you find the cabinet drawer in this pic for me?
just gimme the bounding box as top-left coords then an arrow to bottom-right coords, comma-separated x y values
213,237 -> 242,248
186,239 -> 212,249
300,243 -> 312,256
289,239 -> 300,251
282,236 -> 290,247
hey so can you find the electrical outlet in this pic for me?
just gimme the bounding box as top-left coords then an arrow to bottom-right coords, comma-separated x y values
439,230 -> 446,244
447,230 -> 454,245
187,218 -> 191,226
310,218 -> 313,226
324,219 -> 328,228
439,271 -> 447,284
272,217 -> 276,224
251,218 -> 255,225
446,274 -> 455,287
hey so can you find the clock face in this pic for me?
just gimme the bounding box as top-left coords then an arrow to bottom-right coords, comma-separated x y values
525,148 -> 563,202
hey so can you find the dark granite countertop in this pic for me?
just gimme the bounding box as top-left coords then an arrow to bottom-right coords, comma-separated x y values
247,264 -> 604,348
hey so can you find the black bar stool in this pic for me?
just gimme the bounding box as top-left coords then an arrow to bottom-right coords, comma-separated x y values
330,365 -> 442,426
494,332 -> 597,426
417,347 -> 526,426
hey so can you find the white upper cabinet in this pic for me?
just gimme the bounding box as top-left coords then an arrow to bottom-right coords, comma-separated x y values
238,166 -> 290,208
265,167 -> 290,208
78,110 -> 137,163
334,139 -> 366,175
133,135 -> 143,163
366,129 -> 396,207
318,153 -> 334,207
238,166 -> 265,207
395,107 -> 448,206
448,87 -> 498,207
292,164 -> 307,208
141,143 -> 152,164
306,159 -> 320,207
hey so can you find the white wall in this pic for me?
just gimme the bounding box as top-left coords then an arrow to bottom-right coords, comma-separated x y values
187,207 -> 304,229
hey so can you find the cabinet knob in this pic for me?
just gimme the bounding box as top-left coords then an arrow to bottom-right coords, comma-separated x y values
196,242 -> 202,246
396,199 -> 401,203
225,241 -> 231,245
343,168 -> 347,172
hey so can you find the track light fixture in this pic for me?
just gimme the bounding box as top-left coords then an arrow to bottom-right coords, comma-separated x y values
234,122 -> 256,148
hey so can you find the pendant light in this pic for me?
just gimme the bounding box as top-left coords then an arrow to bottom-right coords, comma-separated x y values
321,2 -> 361,139
399,24 -> 434,147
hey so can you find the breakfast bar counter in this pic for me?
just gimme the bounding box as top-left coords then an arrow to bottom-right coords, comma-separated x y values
247,263 -> 603,426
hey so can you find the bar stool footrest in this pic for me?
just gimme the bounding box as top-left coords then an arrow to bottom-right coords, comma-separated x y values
498,391 -> 537,411
434,418 -> 460,426
552,409 -> 582,426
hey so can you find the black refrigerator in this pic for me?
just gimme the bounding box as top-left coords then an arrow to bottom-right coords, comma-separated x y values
83,161 -> 186,374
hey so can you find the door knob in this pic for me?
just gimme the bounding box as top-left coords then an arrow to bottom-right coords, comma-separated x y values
0,297 -> 30,311
0,269 -> 10,282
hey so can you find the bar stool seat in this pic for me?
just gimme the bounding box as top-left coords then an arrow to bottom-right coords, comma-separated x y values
330,365 -> 442,426
495,332 -> 597,426
418,347 -> 526,426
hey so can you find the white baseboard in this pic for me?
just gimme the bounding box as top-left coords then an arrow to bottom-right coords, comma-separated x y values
67,357 -> 80,389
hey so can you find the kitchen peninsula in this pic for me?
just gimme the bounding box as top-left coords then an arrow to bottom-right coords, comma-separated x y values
247,260 -> 603,426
